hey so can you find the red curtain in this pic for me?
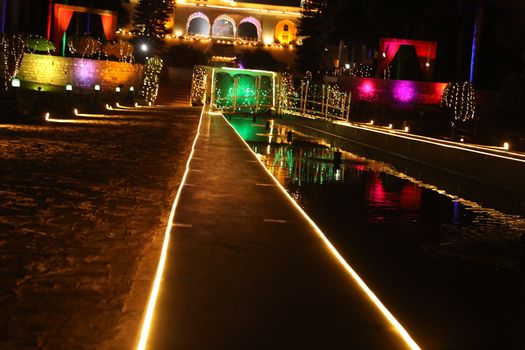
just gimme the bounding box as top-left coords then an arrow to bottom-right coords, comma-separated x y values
414,43 -> 437,80
100,14 -> 117,41
53,4 -> 74,54
376,38 -> 437,80
378,40 -> 401,73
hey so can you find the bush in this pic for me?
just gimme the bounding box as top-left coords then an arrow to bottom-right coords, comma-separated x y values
238,48 -> 285,72
68,36 -> 102,57
0,34 -> 24,90
103,40 -> 134,62
164,44 -> 210,68
24,35 -> 55,53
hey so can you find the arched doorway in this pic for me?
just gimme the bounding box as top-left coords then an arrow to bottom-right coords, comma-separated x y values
212,15 -> 235,38
274,20 -> 297,44
238,17 -> 261,41
187,12 -> 210,36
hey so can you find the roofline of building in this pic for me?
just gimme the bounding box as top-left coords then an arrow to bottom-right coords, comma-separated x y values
175,0 -> 302,17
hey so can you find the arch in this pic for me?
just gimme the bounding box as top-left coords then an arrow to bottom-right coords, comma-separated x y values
186,12 -> 210,36
239,17 -> 262,41
275,19 -> 297,44
212,14 -> 236,38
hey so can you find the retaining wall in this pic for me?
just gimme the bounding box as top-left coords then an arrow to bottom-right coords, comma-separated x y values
283,115 -> 525,197
17,54 -> 143,91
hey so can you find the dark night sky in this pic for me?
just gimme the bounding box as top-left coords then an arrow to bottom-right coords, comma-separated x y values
251,0 -> 301,6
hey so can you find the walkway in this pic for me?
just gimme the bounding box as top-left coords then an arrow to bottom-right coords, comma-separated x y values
142,109 -> 417,349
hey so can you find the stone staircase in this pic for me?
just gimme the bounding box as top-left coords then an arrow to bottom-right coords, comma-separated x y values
156,67 -> 194,107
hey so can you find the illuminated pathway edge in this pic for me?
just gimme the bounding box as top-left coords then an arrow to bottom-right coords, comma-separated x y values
138,107 -> 420,350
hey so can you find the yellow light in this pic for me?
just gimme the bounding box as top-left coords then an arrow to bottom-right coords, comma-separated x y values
329,121 -> 525,163
74,108 -> 78,116
116,102 -> 121,108
263,36 -> 273,45
221,113 -> 421,350
148,102 -> 152,106
404,126 -> 409,132
370,120 -> 374,125
135,102 -> 139,107
460,138 -> 464,142
388,123 -> 393,129
135,105 -> 206,350
503,142 -> 510,150
45,112 -> 50,121
11,78 -> 20,88
66,83 -> 73,91
175,29 -> 183,37
105,104 -> 112,110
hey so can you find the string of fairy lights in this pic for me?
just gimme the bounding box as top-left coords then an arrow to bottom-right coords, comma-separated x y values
349,62 -> 374,78
441,82 -> 476,126
68,36 -> 102,58
279,72 -> 298,110
1,33 -> 24,90
191,66 -> 208,105
24,35 -> 55,54
142,57 -> 163,104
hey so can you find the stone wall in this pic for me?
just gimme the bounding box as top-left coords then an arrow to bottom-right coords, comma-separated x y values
338,77 -> 447,110
18,54 -> 143,91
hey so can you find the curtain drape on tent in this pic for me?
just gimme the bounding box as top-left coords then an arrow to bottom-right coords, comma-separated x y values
414,43 -> 437,80
378,40 -> 401,72
376,38 -> 437,80
100,14 -> 117,41
53,4 -> 74,52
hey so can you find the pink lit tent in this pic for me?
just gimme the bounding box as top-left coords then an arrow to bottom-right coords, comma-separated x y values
376,38 -> 437,80
53,4 -> 117,54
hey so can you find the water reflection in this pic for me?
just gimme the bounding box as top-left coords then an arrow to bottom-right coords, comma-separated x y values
230,115 -> 523,348
231,115 -> 523,269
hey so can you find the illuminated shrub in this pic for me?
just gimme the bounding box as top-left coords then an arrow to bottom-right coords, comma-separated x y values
68,36 -> 102,57
441,82 -> 476,127
102,40 -> 134,62
24,35 -> 55,53
0,33 -> 24,90
142,56 -> 163,104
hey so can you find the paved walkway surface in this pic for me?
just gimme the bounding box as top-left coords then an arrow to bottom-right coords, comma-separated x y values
146,111 -> 413,349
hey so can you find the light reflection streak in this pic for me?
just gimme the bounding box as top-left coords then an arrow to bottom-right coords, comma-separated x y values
135,105 -> 205,350
222,114 -> 421,350
334,121 -> 525,162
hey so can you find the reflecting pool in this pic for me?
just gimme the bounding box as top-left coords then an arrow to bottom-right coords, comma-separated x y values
229,116 -> 524,350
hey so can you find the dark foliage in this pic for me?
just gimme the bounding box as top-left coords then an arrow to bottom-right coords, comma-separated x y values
238,48 -> 285,71
164,44 -> 210,68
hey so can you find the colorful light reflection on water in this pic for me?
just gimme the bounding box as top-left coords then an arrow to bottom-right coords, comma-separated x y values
229,115 -> 523,348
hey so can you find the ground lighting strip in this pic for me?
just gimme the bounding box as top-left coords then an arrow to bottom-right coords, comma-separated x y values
331,121 -> 525,164
136,105 -> 206,350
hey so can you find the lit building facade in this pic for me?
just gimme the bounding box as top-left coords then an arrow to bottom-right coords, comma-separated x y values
127,0 -> 302,66
170,0 -> 301,45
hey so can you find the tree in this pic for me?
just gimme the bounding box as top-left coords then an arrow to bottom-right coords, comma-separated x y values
133,0 -> 174,47
295,0 -> 328,73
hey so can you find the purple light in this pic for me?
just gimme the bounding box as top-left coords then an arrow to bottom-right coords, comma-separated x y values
75,59 -> 97,87
393,81 -> 415,103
